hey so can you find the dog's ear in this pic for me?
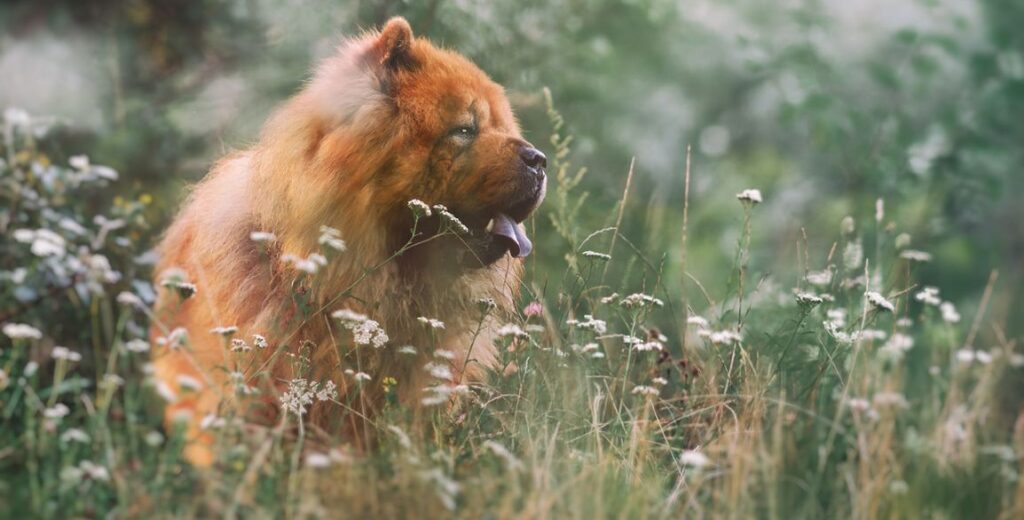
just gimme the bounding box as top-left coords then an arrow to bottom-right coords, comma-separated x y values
368,17 -> 416,74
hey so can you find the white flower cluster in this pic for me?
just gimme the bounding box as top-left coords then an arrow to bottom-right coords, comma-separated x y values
581,250 -> 611,261
632,385 -> 660,397
698,329 -> 743,345
279,378 -> 338,416
619,293 -> 664,308
736,188 -> 763,204
318,225 -> 347,252
250,231 -> 277,243
51,346 -> 82,362
159,268 -> 197,299
418,316 -> 446,329
879,333 -> 914,362
570,342 -> 604,359
806,269 -> 834,287
566,314 -> 607,334
900,250 -> 933,262
915,286 -> 941,306
282,252 -> 327,274
865,291 -> 895,312
3,323 -> 42,340
496,323 -> 529,338
432,204 -> 470,234
332,309 -> 389,348
407,199 -> 432,218
796,292 -> 824,307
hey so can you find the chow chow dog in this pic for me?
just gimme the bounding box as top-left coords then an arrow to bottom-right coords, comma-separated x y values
151,17 -> 546,465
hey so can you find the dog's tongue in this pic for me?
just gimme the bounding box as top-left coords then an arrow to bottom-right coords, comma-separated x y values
489,213 -> 532,258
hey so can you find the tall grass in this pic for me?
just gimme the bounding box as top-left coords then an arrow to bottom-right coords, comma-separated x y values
1,102 -> 1022,518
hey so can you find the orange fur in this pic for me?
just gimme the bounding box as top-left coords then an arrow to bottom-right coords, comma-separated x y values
151,17 -> 542,465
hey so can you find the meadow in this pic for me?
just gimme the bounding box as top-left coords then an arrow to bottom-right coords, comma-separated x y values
2,93 -> 1021,518
3,1 -> 1024,518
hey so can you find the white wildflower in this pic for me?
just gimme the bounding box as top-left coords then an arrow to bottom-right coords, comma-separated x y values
230,338 -> 251,352
425,362 -> 454,381
3,323 -> 42,340
843,240 -> 864,270
333,309 -> 388,347
496,324 -> 528,338
866,291 -> 895,312
418,316 -> 445,329
79,461 -> 110,481
253,334 -> 268,349
434,349 -> 456,360
806,269 -> 833,287
24,361 -> 39,377
398,345 -> 418,355
599,292 -> 619,304
940,302 -> 961,323
686,315 -> 710,329
632,385 -> 660,397
116,291 -> 144,307
51,346 -> 82,362
280,378 -> 317,416
210,325 -> 238,336
895,233 -> 912,249
306,452 -> 332,468
900,250 -> 933,262
407,199 -> 432,218
633,341 -> 663,352
796,292 -> 824,307
698,329 -> 743,345
60,428 -> 90,444
652,377 -> 668,386
318,226 -> 347,251
43,403 -> 70,420
915,287 -> 941,306
620,293 -> 664,308
316,380 -> 338,401
176,374 -> 203,392
679,449 -> 711,468
433,204 -> 470,234
736,189 -> 762,204
249,231 -> 277,243
565,314 -> 607,334
154,381 -> 177,403
144,431 -> 164,447
581,250 -> 611,261
352,372 -> 371,383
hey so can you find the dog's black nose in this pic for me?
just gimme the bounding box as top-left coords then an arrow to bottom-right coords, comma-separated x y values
519,146 -> 547,170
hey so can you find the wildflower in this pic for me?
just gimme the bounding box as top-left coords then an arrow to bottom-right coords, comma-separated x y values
154,381 -> 177,403
156,327 -> 189,350
3,323 -> 42,340
424,362 -> 454,381
306,452 -> 332,468
679,449 -> 711,468
632,385 -> 660,397
398,345 -> 418,355
633,340 -> 663,352
79,461 -> 110,481
895,233 -> 912,249
955,349 -> 976,363
210,325 -> 239,336
581,250 -> 611,261
434,349 -> 456,360
900,250 -> 933,262
60,428 -> 90,444
826,309 -> 847,328
433,204 -> 470,234
896,317 -> 913,328
824,321 -> 857,344
652,377 -> 668,386
253,334 -> 269,349
51,346 -> 82,362
866,291 -> 895,312
915,287 -> 941,306
940,302 -> 961,323
875,198 -> 885,223
565,314 -> 607,334
101,374 -> 124,389
795,292 -> 824,308
332,309 -> 388,347
879,333 -> 914,361
177,374 -> 203,392
620,293 -> 664,308
736,189 -> 763,204
280,378 -> 335,416
4,107 -> 30,126
352,372 -> 372,383
407,199 -> 432,218
281,253 -> 326,274
523,301 -> 544,317
249,231 -> 277,243
318,225 -> 347,251
144,431 -> 164,447
847,398 -> 871,412
860,329 -> 887,341
496,324 -> 529,339
476,297 -> 497,312
200,414 -> 226,430
698,329 -> 743,345
806,269 -> 833,287
686,315 -> 710,329
418,316 -> 446,329
317,380 -> 338,401
44,403 -> 70,420
24,361 -> 39,377
230,338 -> 251,352
116,291 -> 144,307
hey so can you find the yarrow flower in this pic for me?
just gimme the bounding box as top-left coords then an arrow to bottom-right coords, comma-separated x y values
805,269 -> 834,287
159,268 -> 197,299
280,378 -> 337,416
581,250 -> 611,261
679,449 -> 711,468
633,340 -> 663,352
230,338 -> 251,352
736,188 -> 763,204
686,315 -> 710,329
124,339 -> 150,353
407,199 -> 432,218
620,293 -> 664,308
915,287 -> 941,306
3,323 -> 43,340
418,316 -> 446,329
432,204 -> 470,234
332,309 -> 389,347
866,291 -> 895,312
210,325 -> 239,336
116,291 -> 144,307
496,323 -> 529,338
940,301 -> 961,323
900,250 -> 933,262
318,226 -> 347,251
566,314 -> 607,334
632,385 -> 660,397
253,334 -> 269,349
282,252 -> 327,274
795,292 -> 824,308
698,329 -> 743,345
51,346 -> 82,362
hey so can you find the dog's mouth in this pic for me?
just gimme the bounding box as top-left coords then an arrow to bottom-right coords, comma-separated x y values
487,213 -> 532,258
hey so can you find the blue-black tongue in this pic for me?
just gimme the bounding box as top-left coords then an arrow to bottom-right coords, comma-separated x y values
489,213 -> 532,258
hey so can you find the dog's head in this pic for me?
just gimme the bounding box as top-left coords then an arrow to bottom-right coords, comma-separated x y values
303,17 -> 546,267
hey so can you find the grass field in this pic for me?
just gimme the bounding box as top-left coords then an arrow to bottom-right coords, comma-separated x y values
1,98 -> 1022,518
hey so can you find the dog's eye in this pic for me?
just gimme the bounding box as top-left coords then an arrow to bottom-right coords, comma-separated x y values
450,124 -> 477,140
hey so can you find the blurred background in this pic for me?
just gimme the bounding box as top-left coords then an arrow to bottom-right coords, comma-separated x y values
2,0 -> 1021,333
